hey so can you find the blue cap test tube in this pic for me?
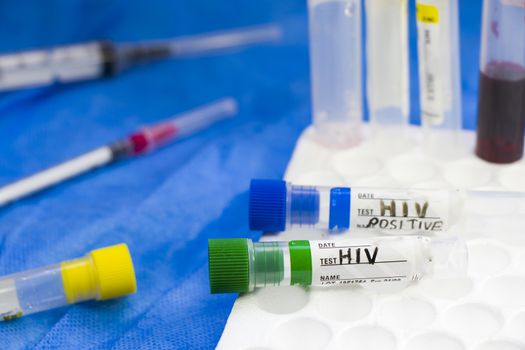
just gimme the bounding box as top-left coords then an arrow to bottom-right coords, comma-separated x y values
249,179 -> 459,233
249,179 -> 525,234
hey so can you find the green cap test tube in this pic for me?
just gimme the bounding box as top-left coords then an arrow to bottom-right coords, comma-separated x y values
208,235 -> 467,293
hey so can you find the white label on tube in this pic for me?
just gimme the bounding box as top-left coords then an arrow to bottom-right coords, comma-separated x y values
416,2 -> 443,125
349,188 -> 450,232
310,237 -> 427,286
0,279 -> 23,321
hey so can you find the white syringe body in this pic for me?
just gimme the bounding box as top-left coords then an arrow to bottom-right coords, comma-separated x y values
0,42 -> 107,91
0,98 -> 237,207
0,24 -> 282,92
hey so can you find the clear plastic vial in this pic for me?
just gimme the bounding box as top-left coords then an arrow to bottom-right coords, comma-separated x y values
208,235 -> 467,293
365,0 -> 410,129
0,244 -> 136,321
308,0 -> 363,147
250,179 -> 461,233
249,179 -> 525,234
475,0 -> 525,163
416,0 -> 463,155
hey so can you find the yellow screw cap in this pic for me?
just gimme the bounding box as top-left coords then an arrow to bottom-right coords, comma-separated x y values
89,243 -> 137,300
61,243 -> 137,304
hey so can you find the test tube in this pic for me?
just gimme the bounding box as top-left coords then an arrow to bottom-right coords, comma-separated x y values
416,0 -> 463,153
0,244 -> 136,320
365,0 -> 410,132
249,179 -> 525,234
208,235 -> 467,293
308,0 -> 363,147
475,0 -> 525,163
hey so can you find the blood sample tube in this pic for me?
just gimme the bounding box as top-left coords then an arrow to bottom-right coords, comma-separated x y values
475,0 -> 525,163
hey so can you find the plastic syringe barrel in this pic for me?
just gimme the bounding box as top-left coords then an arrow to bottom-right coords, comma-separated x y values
118,98 -> 238,157
0,244 -> 136,321
307,0 -> 363,147
475,0 -> 525,163
249,179 -> 463,233
208,235 -> 468,293
0,41 -> 116,92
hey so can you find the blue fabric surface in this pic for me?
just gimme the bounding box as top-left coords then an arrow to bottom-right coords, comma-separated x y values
0,0 -> 481,348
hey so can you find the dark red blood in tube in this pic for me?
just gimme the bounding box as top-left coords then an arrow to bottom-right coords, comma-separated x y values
475,62 -> 525,163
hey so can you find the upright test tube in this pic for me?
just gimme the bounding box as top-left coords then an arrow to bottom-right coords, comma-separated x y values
308,0 -> 363,147
209,236 -> 467,293
476,0 -> 525,163
365,0 -> 410,134
416,0 -> 463,154
0,244 -> 136,320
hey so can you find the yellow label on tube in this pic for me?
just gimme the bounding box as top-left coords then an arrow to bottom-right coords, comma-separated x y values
417,4 -> 440,24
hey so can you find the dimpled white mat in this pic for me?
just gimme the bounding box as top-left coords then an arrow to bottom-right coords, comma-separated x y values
218,126 -> 525,350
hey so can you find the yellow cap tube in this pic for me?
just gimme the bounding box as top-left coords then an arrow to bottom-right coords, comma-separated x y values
61,243 -> 137,304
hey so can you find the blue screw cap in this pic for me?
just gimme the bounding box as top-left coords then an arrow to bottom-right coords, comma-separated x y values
249,179 -> 287,232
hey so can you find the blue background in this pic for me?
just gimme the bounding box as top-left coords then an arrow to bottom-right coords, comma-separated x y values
0,0 -> 481,348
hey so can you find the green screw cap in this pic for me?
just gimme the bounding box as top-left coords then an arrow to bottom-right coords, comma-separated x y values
208,238 -> 250,294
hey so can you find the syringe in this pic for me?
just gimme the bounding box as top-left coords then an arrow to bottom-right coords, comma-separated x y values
249,179 -> 525,233
0,243 -> 136,321
0,98 -> 237,207
208,235 -> 467,293
0,24 -> 281,92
